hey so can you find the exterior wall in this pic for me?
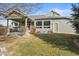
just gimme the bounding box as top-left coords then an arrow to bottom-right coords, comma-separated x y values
34,19 -> 75,34
52,19 -> 75,34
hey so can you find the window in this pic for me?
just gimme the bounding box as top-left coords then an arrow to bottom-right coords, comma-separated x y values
12,21 -> 19,27
44,21 -> 50,28
36,21 -> 42,28
44,21 -> 50,26
15,22 -> 18,26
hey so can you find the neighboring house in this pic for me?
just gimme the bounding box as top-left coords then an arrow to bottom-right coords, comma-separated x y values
0,7 -> 75,35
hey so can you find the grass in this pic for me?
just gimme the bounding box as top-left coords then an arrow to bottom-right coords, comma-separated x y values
7,33 -> 79,56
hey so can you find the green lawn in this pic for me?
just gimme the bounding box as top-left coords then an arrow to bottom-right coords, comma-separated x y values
8,33 -> 79,56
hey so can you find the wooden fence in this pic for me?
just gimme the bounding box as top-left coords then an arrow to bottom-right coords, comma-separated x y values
0,27 -> 7,35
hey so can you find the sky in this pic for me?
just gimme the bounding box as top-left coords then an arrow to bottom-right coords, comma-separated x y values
32,3 -> 73,16
0,3 -> 74,26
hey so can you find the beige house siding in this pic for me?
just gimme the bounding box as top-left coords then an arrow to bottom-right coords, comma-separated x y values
34,19 -> 75,34
52,19 -> 75,34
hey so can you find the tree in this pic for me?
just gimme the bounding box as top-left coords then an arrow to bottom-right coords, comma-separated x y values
0,3 -> 43,15
71,4 -> 79,42
17,3 -> 42,14
0,24 -> 3,27
0,3 -> 43,27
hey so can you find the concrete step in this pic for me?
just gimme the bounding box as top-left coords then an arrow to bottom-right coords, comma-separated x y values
8,32 -> 24,37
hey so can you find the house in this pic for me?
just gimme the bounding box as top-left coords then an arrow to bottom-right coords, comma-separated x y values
0,7 -> 76,35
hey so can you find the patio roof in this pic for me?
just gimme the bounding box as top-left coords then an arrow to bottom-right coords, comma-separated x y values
5,7 -> 27,22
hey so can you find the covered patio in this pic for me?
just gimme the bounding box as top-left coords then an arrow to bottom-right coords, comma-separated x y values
4,7 -> 34,35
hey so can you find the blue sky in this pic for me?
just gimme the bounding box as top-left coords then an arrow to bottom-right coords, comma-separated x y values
0,3 -> 74,26
32,3 -> 72,16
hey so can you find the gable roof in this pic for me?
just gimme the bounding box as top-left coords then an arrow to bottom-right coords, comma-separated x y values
29,10 -> 72,20
46,10 -> 60,16
5,6 -> 27,17
29,15 -> 72,20
4,6 -> 28,21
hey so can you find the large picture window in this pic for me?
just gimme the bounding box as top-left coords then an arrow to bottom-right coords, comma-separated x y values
36,21 -> 42,28
35,20 -> 51,28
44,21 -> 50,26
44,21 -> 50,28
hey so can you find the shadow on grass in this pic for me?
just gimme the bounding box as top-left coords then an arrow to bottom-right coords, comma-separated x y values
34,33 -> 79,55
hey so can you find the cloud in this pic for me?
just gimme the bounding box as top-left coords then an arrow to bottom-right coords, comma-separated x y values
53,8 -> 72,16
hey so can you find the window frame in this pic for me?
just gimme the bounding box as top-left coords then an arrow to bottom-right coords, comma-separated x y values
44,20 -> 50,28
35,20 -> 42,28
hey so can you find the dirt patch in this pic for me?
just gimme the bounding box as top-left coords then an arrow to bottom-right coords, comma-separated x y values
0,34 -> 32,55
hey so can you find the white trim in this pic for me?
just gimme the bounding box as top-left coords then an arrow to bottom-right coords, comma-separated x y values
51,20 -> 53,32
53,32 -> 76,35
43,20 -> 50,28
53,22 -> 59,33
34,20 -> 36,28
42,20 -> 44,30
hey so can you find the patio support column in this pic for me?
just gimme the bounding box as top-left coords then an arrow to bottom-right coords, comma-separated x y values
25,18 -> 27,31
6,19 -> 10,35
25,18 -> 29,35
42,20 -> 44,33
